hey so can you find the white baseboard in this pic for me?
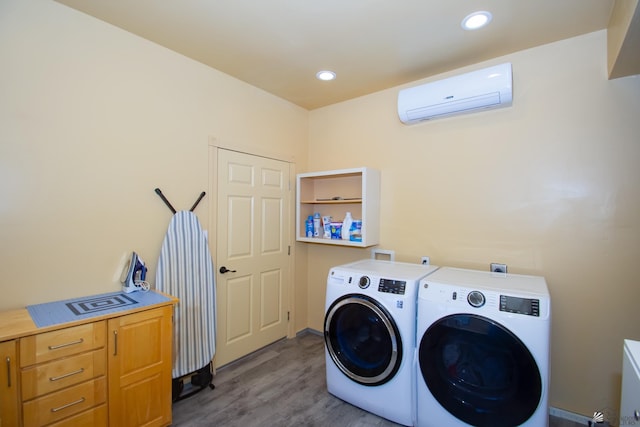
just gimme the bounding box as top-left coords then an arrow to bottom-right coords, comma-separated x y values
549,406 -> 591,425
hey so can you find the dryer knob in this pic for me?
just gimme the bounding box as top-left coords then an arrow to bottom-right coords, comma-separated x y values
359,276 -> 371,289
467,291 -> 486,308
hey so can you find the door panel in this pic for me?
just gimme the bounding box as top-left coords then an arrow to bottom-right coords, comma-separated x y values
228,196 -> 252,257
0,340 -> 19,427
260,269 -> 282,328
226,275 -> 252,342
108,306 -> 172,427
262,197 -> 282,253
215,149 -> 291,367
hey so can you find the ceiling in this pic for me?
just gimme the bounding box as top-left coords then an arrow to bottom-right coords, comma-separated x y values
55,0 -> 619,110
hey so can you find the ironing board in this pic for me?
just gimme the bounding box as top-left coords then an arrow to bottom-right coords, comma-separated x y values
156,210 -> 216,379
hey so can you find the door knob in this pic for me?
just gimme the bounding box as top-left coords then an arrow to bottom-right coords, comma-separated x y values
219,266 -> 236,274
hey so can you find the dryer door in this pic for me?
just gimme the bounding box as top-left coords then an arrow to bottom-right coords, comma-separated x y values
418,314 -> 541,427
324,294 -> 402,386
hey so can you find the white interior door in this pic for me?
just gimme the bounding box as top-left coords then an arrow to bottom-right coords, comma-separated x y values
214,148 -> 291,367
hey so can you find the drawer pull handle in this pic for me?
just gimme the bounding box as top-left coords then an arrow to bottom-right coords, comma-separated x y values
50,397 -> 85,413
48,338 -> 84,350
5,356 -> 11,387
49,368 -> 84,382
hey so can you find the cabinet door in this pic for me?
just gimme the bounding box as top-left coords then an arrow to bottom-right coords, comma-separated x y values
108,306 -> 173,427
0,340 -> 19,427
621,342 -> 640,426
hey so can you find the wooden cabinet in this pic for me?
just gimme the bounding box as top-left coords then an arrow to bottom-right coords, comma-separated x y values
20,322 -> 107,427
296,167 -> 380,247
0,340 -> 20,427
0,295 -> 175,427
621,339 -> 640,427
107,306 -> 172,427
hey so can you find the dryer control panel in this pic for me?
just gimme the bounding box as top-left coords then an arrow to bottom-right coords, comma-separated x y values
378,278 -> 406,295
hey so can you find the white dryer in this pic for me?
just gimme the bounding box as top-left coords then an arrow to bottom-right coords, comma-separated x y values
324,259 -> 439,426
416,267 -> 551,427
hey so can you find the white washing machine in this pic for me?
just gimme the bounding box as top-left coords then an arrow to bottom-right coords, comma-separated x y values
416,267 -> 551,427
324,259 -> 439,426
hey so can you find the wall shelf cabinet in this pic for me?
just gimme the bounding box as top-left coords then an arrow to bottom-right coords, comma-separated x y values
296,167 -> 380,247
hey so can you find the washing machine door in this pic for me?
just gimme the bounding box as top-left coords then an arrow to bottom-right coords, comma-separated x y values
418,314 -> 541,427
324,294 -> 402,386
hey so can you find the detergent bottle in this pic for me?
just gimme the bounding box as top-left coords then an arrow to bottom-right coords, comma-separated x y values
341,212 -> 353,240
305,215 -> 314,238
350,219 -> 362,242
313,212 -> 321,237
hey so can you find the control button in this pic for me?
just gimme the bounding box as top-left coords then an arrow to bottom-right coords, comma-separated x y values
467,291 -> 486,308
452,292 -> 457,300
359,276 -> 370,289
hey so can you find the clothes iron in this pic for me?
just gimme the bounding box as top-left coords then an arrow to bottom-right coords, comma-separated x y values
121,252 -> 149,293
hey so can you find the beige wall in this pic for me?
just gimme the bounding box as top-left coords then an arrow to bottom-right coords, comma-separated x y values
307,30 -> 640,418
2,0 -> 640,421
0,0 -> 309,336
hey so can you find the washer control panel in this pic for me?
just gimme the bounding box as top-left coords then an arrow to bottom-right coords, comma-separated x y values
378,278 -> 406,295
500,295 -> 540,316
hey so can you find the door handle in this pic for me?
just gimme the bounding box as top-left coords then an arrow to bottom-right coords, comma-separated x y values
50,397 -> 85,413
50,368 -> 84,382
48,339 -> 84,350
6,356 -> 11,387
219,266 -> 236,274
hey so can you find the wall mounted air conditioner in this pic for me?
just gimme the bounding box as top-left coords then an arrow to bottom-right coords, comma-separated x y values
397,62 -> 512,124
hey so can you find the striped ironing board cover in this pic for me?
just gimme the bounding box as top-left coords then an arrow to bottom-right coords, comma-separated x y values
156,210 -> 216,379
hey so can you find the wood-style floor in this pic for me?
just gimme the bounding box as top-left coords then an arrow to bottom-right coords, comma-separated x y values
171,331 -> 579,427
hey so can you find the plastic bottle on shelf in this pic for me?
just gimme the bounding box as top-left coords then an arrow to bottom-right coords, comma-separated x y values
341,212 -> 353,240
350,219 -> 362,242
313,212 -> 321,237
305,215 -> 314,238
322,215 -> 332,238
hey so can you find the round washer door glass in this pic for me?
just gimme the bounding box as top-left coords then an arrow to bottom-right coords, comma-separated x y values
324,294 -> 402,386
419,314 -> 542,427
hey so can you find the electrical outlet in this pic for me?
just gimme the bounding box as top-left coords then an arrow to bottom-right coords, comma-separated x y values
421,256 -> 430,265
490,263 -> 507,273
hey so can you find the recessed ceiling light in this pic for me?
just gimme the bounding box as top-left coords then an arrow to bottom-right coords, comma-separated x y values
316,70 -> 336,81
461,11 -> 492,30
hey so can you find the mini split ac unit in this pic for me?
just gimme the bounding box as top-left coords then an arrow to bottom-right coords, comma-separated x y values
397,62 -> 513,124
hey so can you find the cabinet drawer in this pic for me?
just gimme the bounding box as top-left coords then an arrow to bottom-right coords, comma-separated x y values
47,403 -> 107,427
23,376 -> 106,427
21,322 -> 106,366
21,349 -> 106,400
